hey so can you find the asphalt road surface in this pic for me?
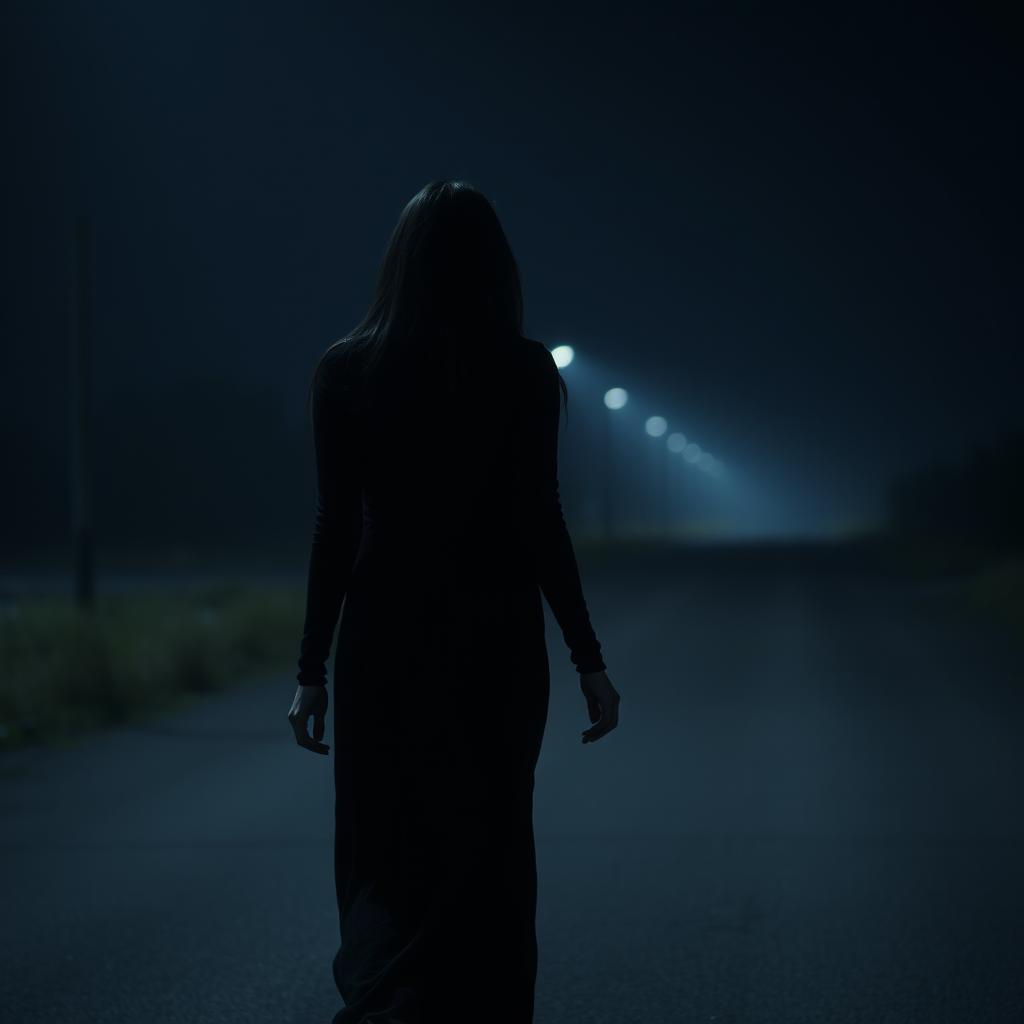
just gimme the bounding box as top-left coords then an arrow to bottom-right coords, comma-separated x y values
3,544 -> 1023,1023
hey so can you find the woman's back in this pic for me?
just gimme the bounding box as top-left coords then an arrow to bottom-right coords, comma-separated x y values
323,330 -> 562,588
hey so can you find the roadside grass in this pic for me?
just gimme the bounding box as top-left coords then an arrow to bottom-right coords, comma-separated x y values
871,531 -> 1002,578
0,584 -> 305,749
873,532 -> 1024,644
5,539 -> 1020,752
962,557 -> 1024,639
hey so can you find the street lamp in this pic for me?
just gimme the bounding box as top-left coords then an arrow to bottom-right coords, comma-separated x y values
601,387 -> 628,540
644,415 -> 667,438
551,345 -> 574,368
664,431 -> 688,540
603,387 -> 628,410
644,416 -> 669,537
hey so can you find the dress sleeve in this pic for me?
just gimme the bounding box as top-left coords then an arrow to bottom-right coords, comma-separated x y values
295,353 -> 364,687
526,343 -> 607,675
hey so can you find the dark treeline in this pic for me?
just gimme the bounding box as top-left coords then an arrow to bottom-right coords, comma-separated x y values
886,430 -> 1024,552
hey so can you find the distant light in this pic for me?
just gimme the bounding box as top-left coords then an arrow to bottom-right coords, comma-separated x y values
697,452 -> 714,471
604,387 -> 629,410
683,442 -> 702,464
645,416 -> 668,438
667,432 -> 687,453
551,345 -> 574,368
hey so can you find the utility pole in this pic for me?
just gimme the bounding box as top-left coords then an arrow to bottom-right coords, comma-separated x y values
660,441 -> 671,541
602,404 -> 614,542
71,215 -> 95,608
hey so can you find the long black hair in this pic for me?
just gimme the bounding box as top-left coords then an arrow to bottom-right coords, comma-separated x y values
308,180 -> 567,417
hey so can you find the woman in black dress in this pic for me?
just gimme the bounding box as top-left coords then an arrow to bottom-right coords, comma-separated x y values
288,180 -> 621,1024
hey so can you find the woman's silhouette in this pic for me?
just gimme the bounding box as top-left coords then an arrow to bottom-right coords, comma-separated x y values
288,180 -> 620,1024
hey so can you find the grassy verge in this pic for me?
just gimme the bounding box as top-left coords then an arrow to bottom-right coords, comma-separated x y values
869,530 -> 1003,578
872,532 -> 1024,644
0,583 -> 305,750
962,557 -> 1024,639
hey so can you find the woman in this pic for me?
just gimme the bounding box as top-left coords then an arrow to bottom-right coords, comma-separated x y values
288,180 -> 621,1024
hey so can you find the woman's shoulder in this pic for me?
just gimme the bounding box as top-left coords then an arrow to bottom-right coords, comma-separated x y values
319,336 -> 365,373
517,335 -> 549,355
516,336 -> 557,372
451,332 -> 553,385
314,337 -> 367,391
311,338 -> 372,418
518,338 -> 561,391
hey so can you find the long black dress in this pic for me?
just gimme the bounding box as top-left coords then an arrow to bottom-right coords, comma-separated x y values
296,330 -> 606,1024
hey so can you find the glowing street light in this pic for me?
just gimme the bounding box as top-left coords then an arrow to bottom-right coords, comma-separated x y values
644,415 -> 667,437
603,387 -> 628,410
550,344 -> 574,368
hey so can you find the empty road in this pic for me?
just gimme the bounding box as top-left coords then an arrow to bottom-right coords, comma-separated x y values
3,544 -> 1023,1022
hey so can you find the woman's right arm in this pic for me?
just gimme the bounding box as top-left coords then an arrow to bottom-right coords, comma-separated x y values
295,352 -> 364,689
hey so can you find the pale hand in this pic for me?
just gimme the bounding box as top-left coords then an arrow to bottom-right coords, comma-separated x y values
288,684 -> 330,755
579,670 -> 620,744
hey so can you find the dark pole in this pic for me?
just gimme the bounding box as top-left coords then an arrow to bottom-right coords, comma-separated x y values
653,437 -> 667,541
662,442 -> 671,541
666,450 -> 674,541
71,215 -> 95,609
602,404 -> 614,542
667,450 -> 675,544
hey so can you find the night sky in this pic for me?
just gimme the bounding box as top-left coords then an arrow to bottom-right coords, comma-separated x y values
3,2 -> 1021,545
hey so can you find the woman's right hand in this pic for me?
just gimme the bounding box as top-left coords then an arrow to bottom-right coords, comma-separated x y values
579,670 -> 620,744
